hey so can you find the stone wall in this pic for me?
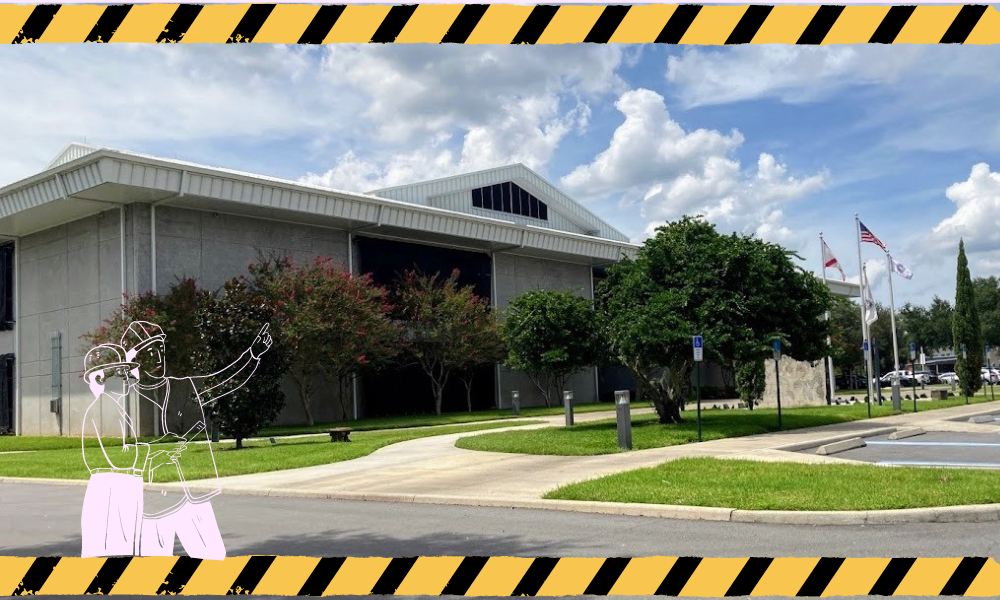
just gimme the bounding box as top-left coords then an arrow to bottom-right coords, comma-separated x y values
761,358 -> 826,408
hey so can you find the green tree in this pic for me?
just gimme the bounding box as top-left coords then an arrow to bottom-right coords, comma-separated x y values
394,269 -> 494,416
502,289 -> 603,408
453,304 -> 506,412
735,360 -> 765,407
598,217 -> 833,424
828,296 -> 863,377
202,276 -> 291,449
252,255 -> 400,425
81,278 -> 214,380
973,276 -> 1000,350
953,239 -> 983,397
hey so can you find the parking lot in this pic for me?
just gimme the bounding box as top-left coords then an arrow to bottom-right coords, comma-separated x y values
800,428 -> 1000,469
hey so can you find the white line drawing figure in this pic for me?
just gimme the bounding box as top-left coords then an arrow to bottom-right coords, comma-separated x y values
120,321 -> 273,560
80,343 -> 156,558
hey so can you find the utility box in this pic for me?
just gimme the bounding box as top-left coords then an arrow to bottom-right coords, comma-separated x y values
50,332 -> 61,414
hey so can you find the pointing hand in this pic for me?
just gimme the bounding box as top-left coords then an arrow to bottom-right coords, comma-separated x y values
251,323 -> 273,359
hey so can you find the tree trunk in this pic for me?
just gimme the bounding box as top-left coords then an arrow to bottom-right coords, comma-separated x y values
461,375 -> 474,412
235,437 -> 243,450
291,372 -> 314,426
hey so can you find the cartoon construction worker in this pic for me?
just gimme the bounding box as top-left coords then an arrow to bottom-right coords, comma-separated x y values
80,343 -> 182,557
121,321 -> 271,560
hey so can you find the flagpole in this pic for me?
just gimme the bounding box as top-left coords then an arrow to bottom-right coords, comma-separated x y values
855,214 -> 874,405
821,232 -> 835,405
886,251 -> 902,383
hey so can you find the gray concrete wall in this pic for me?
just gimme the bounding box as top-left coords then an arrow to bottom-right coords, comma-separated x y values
155,207 -> 352,429
17,209 -> 127,437
155,207 -> 349,292
493,253 -> 598,407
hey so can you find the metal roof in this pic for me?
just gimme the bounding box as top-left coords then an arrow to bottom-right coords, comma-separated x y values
0,143 -> 638,265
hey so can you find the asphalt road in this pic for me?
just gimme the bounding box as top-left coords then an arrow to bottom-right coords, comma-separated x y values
803,431 -> 1000,468
3,482 -> 1000,559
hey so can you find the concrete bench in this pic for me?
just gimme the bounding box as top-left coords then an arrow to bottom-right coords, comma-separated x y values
328,428 -> 352,442
929,390 -> 949,400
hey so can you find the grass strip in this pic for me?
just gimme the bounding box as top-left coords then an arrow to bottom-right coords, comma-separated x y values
0,420 -> 542,482
545,457 -> 1000,511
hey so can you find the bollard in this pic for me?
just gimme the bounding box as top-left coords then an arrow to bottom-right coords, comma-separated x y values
563,390 -> 574,426
211,420 -> 220,443
511,390 -> 520,416
891,381 -> 901,411
615,390 -> 632,450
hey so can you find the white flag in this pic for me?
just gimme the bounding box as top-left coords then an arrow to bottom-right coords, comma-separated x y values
889,255 -> 913,280
822,239 -> 847,281
863,269 -> 878,326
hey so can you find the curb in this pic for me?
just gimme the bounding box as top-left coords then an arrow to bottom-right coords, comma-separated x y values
773,427 -> 897,452
7,476 -> 1000,525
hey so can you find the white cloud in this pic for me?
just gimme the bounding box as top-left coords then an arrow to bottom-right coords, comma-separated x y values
319,45 -> 626,144
300,96 -> 592,192
665,46 -> 921,109
930,163 -> 1000,253
0,45 -> 338,185
561,88 -> 827,247
561,89 -> 743,200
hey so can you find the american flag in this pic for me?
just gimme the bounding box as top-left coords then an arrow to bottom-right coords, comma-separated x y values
859,221 -> 886,251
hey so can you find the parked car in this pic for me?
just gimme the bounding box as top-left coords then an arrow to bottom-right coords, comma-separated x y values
940,372 -> 959,384
913,371 -> 940,385
982,368 -> 1000,384
835,374 -> 865,390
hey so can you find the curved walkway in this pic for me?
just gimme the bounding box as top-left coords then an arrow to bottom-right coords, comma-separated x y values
153,401 -> 1000,524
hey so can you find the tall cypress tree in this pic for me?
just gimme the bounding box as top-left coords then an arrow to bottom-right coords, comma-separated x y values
953,239 -> 983,397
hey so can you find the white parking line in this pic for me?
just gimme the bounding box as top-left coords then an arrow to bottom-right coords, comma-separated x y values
867,441 -> 1000,448
877,460 -> 1000,468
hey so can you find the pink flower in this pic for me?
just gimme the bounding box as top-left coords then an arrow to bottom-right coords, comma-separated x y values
358,355 -> 368,364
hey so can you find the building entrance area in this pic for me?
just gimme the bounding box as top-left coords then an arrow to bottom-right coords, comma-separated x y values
353,236 -> 496,417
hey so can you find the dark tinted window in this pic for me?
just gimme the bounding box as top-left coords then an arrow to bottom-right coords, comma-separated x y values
470,182 -> 549,221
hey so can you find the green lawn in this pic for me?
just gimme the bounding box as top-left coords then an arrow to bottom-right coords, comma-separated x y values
545,458 -> 1000,511
0,420 -> 543,482
455,394 -> 999,456
258,401 -> 651,437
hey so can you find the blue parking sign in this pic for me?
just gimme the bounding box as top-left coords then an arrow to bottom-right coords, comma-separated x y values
693,336 -> 703,348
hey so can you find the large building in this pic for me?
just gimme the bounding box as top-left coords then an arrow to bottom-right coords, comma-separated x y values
0,144 -> 637,436
0,144 -> 860,437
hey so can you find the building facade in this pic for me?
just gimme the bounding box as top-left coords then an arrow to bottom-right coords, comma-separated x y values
0,144 -> 637,436
0,144 -> 861,437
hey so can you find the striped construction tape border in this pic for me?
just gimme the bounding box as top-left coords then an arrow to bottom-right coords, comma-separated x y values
2,4 -> 999,45
3,555 -> 1000,596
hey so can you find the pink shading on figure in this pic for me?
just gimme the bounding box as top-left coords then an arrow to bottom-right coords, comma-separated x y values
121,321 -> 272,560
80,344 -> 170,558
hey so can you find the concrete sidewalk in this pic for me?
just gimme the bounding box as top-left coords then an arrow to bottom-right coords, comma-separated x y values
150,401 -> 1000,522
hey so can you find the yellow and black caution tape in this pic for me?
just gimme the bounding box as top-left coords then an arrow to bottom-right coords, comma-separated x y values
3,555 -> 1000,596
2,4 -> 999,45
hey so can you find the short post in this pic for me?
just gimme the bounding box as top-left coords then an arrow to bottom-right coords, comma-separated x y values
909,343 -> 917,413
511,390 -> 520,416
773,339 -> 782,430
693,335 -> 704,442
563,390 -> 574,426
615,390 -> 632,450
211,420 -> 220,443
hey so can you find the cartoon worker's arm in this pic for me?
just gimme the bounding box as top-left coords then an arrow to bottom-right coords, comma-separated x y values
82,412 -> 147,476
189,324 -> 272,407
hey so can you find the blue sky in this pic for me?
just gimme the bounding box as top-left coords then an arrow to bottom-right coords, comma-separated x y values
1,41 -> 999,310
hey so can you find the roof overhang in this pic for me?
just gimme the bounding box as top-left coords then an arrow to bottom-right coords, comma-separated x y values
826,278 -> 861,299
0,148 -> 639,266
